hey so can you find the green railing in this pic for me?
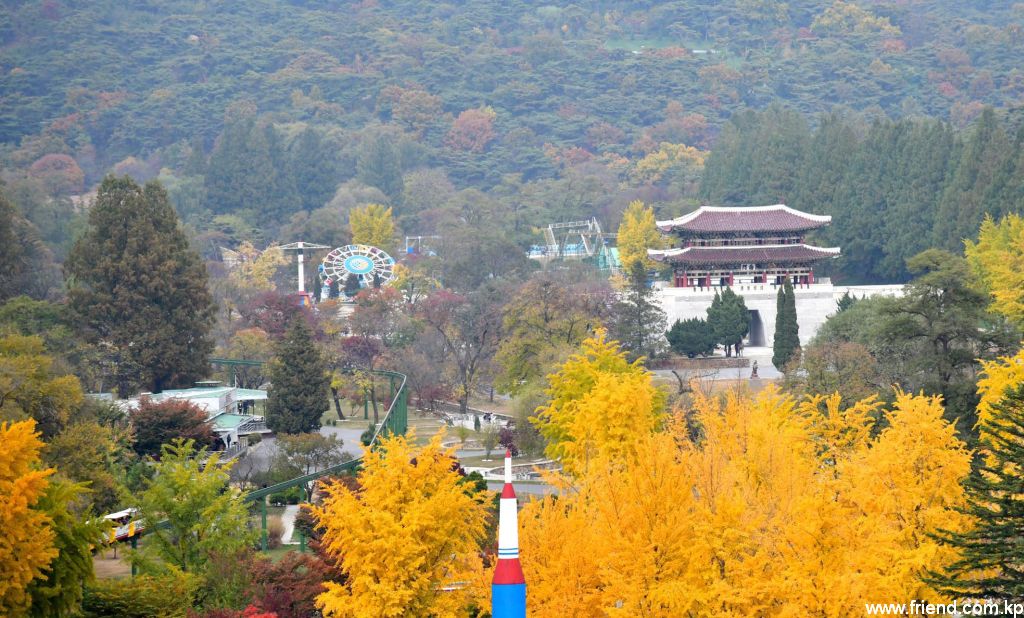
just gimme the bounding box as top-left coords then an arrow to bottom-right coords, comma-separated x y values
245,369 -> 408,551
132,368 -> 408,561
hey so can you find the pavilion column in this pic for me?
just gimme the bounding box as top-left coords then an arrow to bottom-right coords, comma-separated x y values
808,269 -> 814,285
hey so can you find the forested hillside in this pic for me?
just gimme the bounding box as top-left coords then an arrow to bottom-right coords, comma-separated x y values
3,0 -> 1024,285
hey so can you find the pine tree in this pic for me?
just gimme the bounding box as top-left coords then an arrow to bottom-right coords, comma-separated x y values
66,176 -> 214,396
666,317 -> 715,358
836,290 -> 857,313
930,383 -> 1024,601
266,317 -> 330,434
0,192 -> 24,302
609,261 -> 667,360
773,279 -> 800,369
356,134 -> 403,200
707,287 -> 749,357
289,127 -> 337,211
0,191 -> 60,301
933,108 -> 1014,252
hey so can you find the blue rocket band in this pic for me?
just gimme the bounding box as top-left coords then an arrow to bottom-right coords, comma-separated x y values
492,583 -> 527,618
498,547 -> 519,557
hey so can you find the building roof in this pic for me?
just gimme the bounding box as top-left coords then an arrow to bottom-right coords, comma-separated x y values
211,413 -> 254,431
656,205 -> 831,234
648,244 -> 840,265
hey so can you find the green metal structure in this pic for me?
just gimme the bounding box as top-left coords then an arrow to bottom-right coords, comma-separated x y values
133,368 -> 408,557
244,369 -> 408,550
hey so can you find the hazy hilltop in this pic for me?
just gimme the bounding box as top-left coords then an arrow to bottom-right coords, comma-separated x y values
3,1 -> 1024,285
3,1 -> 1023,176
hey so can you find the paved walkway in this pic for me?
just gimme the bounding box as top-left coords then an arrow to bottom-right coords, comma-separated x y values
653,346 -> 781,382
280,504 -> 300,545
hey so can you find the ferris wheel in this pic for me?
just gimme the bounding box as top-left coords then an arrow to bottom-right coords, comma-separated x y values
320,244 -> 397,295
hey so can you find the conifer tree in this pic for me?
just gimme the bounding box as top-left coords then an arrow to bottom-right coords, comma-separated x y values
66,176 -> 214,396
933,108 -> 1014,252
666,317 -> 715,358
773,279 -> 800,369
930,383 -> 1024,601
356,134 -> 403,200
609,261 -> 666,360
836,290 -> 857,313
707,287 -> 749,357
266,317 -> 330,434
289,127 -> 338,211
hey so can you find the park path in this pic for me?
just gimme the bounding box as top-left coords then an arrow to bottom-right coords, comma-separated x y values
280,504 -> 300,545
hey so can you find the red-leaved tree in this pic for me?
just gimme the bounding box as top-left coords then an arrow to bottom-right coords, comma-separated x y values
129,397 -> 217,458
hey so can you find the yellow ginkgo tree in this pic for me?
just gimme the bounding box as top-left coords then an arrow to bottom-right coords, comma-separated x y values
313,432 -> 488,618
349,203 -> 395,253
615,200 -> 664,273
965,213 -> 1024,328
518,376 -> 971,617
0,420 -> 57,617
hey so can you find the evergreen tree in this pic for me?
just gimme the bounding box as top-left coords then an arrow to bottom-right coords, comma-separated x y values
933,108 -> 1014,252
266,317 -> 330,434
610,261 -> 667,360
289,127 -> 337,211
836,290 -> 857,313
66,176 -> 214,396
0,191 -> 60,301
773,279 -> 800,369
930,383 -> 1024,600
0,191 -> 24,302
205,117 -> 292,221
343,273 -> 361,298
666,317 -> 716,358
356,134 -> 403,200
707,287 -> 749,357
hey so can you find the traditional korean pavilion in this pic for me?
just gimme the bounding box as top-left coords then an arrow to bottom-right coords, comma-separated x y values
648,205 -> 840,288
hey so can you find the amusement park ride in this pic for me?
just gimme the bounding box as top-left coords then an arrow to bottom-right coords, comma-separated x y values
527,217 -> 620,273
318,244 -> 397,300
225,240 -> 399,306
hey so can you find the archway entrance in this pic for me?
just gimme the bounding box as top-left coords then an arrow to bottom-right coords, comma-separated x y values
747,310 -> 765,347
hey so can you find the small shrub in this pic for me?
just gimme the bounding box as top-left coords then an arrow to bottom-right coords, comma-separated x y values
83,573 -> 197,618
268,486 -> 302,505
267,517 -> 286,549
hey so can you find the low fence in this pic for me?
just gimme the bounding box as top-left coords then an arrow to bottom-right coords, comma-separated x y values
649,356 -> 750,370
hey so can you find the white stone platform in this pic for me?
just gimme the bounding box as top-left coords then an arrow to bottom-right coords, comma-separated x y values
655,281 -> 902,347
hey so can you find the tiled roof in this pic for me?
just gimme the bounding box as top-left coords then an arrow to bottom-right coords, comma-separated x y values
657,205 -> 831,233
648,244 -> 840,265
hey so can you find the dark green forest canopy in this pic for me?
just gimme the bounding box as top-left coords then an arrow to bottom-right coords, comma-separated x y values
3,0 -> 1024,172
4,1 -> 1024,286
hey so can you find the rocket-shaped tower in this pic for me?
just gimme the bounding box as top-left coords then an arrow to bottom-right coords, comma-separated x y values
491,449 -> 526,618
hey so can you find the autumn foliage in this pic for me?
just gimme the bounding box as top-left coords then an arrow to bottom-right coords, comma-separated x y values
445,106 -> 497,153
515,389 -> 971,616
0,420 -> 57,616
313,432 -> 487,617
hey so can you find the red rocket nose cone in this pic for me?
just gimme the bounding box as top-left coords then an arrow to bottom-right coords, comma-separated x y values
505,448 -> 511,458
